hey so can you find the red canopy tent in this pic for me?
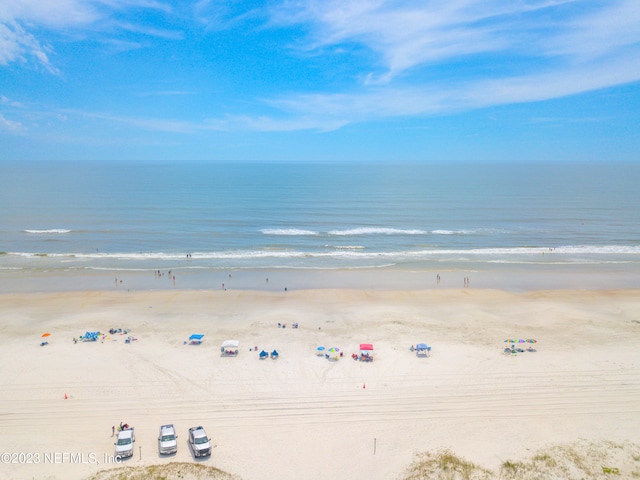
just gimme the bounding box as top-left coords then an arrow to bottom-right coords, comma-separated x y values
359,343 -> 374,361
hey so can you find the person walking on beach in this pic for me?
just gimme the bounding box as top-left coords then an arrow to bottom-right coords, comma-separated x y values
112,425 -> 115,436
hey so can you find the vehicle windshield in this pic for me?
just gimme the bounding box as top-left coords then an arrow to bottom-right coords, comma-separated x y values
117,438 -> 132,446
194,436 -> 208,444
161,435 -> 175,442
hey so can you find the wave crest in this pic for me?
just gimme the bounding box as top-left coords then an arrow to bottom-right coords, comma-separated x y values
328,227 -> 427,236
261,228 -> 318,236
24,229 -> 71,234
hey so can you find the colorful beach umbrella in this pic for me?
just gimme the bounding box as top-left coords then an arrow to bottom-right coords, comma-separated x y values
526,339 -> 537,343
327,347 -> 340,359
41,333 -> 51,337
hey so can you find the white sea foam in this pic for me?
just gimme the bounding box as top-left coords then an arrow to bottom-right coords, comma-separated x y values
261,228 -> 319,236
328,227 -> 427,236
431,228 -> 508,235
24,229 -> 71,234
432,229 -> 467,235
5,245 -> 640,266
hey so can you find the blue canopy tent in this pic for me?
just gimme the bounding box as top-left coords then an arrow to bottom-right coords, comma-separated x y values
416,343 -> 431,357
259,350 -> 269,359
82,331 -> 99,342
188,334 -> 204,345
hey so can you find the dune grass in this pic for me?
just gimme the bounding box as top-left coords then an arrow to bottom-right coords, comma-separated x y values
87,462 -> 240,480
401,440 -> 640,480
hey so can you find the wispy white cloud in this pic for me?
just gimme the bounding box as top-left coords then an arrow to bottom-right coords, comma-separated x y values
2,0 -> 639,137
135,90 -> 198,96
0,113 -> 25,133
193,0 -> 263,31
1,95 -> 24,107
271,0 -> 639,84
261,52 -> 640,126
115,21 -> 183,40
79,110 -> 204,134
65,108 -> 347,134
0,0 -> 176,71
542,0 -> 640,60
253,0 -> 640,127
0,21 -> 59,74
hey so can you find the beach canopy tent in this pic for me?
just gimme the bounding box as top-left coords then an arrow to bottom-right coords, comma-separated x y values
221,339 -> 240,356
271,349 -> 279,359
189,334 -> 204,345
82,331 -> 99,342
259,350 -> 269,359
359,343 -> 374,360
416,343 -> 431,356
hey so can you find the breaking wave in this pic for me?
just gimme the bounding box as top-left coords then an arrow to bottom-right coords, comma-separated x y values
24,229 -> 71,234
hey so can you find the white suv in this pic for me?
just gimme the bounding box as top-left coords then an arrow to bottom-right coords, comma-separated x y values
188,426 -> 211,457
114,428 -> 135,459
158,424 -> 178,455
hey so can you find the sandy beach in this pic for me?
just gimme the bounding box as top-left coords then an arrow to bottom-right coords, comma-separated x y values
1,285 -> 639,479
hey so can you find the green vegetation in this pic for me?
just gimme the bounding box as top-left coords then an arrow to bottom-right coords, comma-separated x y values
400,440 -> 640,480
87,462 -> 240,480
401,449 -> 492,480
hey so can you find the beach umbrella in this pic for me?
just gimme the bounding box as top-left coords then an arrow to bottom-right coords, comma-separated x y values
317,346 -> 325,351
327,347 -> 340,359
526,339 -> 537,343
504,339 -> 516,343
518,339 -> 527,343
41,333 -> 51,337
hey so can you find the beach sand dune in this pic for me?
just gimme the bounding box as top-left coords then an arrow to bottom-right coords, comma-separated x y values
0,289 -> 638,479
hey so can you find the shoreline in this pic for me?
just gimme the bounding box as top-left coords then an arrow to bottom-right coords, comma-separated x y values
2,260 -> 640,294
1,286 -> 639,479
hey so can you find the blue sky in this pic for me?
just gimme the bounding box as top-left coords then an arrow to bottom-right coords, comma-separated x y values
1,0 -> 639,162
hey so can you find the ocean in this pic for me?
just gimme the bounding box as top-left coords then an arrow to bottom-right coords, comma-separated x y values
1,161 -> 639,290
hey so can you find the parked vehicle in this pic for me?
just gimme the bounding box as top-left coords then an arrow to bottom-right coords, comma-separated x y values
114,428 -> 135,459
158,424 -> 178,454
188,426 -> 211,457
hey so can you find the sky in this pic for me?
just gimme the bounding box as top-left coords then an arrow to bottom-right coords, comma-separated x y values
1,0 -> 639,163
